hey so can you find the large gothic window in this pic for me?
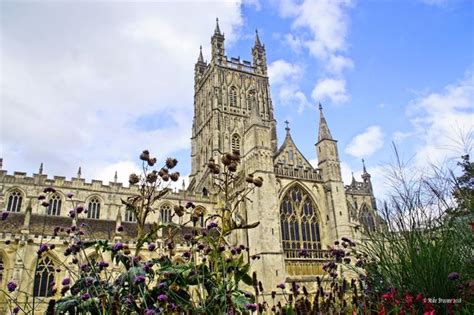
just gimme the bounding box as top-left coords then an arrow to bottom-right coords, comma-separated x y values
160,204 -> 172,223
280,185 -> 321,257
231,134 -> 241,155
360,206 -> 375,233
7,190 -> 23,212
33,256 -> 55,297
87,197 -> 101,219
229,87 -> 238,107
47,194 -> 62,216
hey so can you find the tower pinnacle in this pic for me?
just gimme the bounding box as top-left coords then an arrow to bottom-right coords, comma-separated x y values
198,45 -> 204,63
255,29 -> 262,47
214,18 -> 221,35
318,103 -> 333,142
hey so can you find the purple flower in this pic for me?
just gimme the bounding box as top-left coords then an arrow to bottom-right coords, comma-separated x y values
38,195 -> 46,200
12,306 -> 20,314
134,275 -> 146,284
117,225 -> 124,232
112,242 -> 124,251
1,211 -> 9,221
182,251 -> 191,259
66,192 -> 74,198
37,243 -> 49,256
97,261 -> 109,269
43,187 -> 56,193
7,281 -> 17,292
84,277 -> 94,287
207,222 -> 218,230
41,201 -> 50,207
246,303 -> 258,312
75,206 -> 84,214
448,272 -> 460,281
298,249 -> 309,258
185,201 -> 195,209
277,283 -> 285,290
81,293 -> 91,301
145,309 -> 156,315
167,303 -> 176,311
148,243 -> 156,251
158,282 -> 167,290
157,294 -> 168,302
62,278 -> 71,286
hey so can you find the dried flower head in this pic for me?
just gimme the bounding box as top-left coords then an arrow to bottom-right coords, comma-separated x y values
129,173 -> 140,185
140,150 -> 150,161
165,158 -> 178,169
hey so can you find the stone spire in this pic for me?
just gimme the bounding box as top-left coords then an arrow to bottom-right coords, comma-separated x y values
0,158 -> 3,170
361,159 -> 371,182
114,171 -> 118,183
214,17 -> 221,35
77,166 -> 82,179
318,103 -> 333,142
198,45 -> 204,63
255,29 -> 262,47
39,162 -> 43,175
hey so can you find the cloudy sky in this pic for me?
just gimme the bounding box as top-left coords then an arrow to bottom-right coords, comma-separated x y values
1,0 -> 473,198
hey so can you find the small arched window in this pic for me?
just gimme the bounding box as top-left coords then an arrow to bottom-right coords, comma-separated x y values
229,87 -> 238,107
160,204 -> 172,223
87,198 -> 101,219
231,134 -> 241,155
33,256 -> 55,297
7,190 -> 23,212
125,208 -> 136,222
48,194 -> 62,216
247,90 -> 256,110
360,206 -> 375,233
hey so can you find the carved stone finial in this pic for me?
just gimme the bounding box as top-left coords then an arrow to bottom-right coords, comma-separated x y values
114,171 -> 118,183
0,158 -> 3,170
284,120 -> 290,134
77,166 -> 82,179
39,162 -> 43,175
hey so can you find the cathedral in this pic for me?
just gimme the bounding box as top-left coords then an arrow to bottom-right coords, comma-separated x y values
0,20 -> 378,311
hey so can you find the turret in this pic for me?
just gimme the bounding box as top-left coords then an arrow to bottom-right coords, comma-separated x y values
252,30 -> 267,75
194,46 -> 207,84
316,104 -> 341,182
361,159 -> 373,192
211,18 -> 225,63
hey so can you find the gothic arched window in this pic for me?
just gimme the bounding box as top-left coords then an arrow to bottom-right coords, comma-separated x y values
230,87 -> 238,107
360,206 -> 375,233
125,208 -> 136,222
7,190 -> 23,212
160,204 -> 172,223
33,256 -> 55,297
247,90 -> 256,110
47,194 -> 62,216
87,197 -> 101,219
231,134 -> 241,155
280,185 -> 321,257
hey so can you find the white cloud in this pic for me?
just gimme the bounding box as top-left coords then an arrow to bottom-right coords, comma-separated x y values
277,0 -> 354,106
0,2 -> 243,179
279,0 -> 353,74
268,59 -> 302,85
345,126 -> 385,158
311,78 -> 349,104
407,73 -> 474,166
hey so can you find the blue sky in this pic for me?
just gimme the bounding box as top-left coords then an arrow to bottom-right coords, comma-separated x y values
1,0 -> 473,198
